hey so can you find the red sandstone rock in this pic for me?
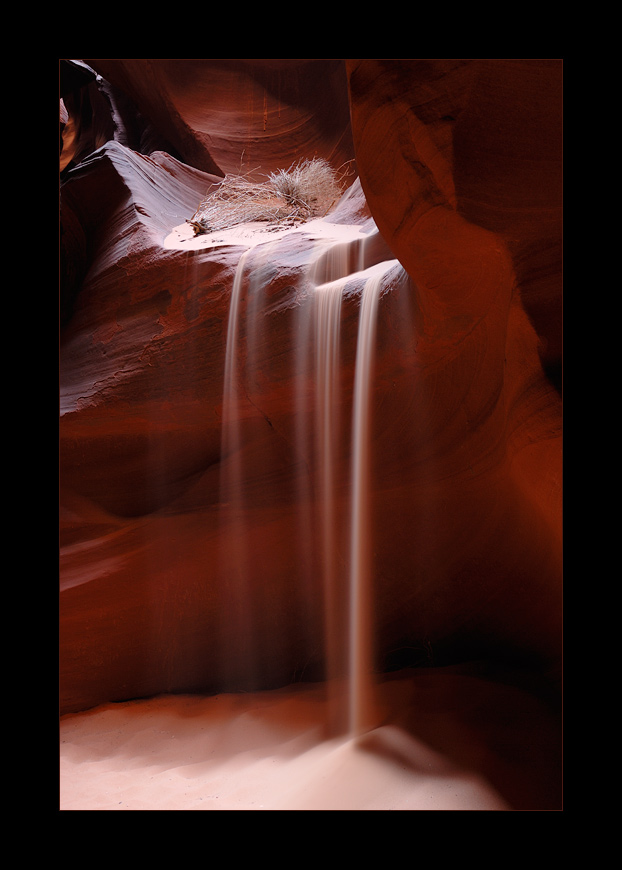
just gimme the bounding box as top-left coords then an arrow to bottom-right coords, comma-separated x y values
81,58 -> 355,178
346,59 -> 562,386
59,60 -> 562,716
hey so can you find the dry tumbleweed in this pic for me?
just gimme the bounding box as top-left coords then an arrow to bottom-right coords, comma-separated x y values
188,158 -> 349,234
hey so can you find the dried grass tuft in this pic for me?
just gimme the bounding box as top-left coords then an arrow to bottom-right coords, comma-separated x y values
188,158 -> 349,235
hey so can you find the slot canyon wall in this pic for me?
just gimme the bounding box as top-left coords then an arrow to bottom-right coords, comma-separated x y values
59,59 -> 562,716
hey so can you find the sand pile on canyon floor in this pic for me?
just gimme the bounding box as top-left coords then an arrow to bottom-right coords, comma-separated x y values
60,665 -> 561,811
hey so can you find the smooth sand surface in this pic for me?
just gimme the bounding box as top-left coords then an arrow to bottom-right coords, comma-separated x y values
59,666 -> 562,811
162,215 -> 370,254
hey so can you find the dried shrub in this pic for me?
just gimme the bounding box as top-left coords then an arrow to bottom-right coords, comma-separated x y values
188,158 -> 347,234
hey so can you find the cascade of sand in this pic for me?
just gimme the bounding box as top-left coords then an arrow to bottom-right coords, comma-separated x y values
308,235 -> 364,733
314,281 -> 343,687
218,222 -> 396,736
309,237 -> 399,738
347,263 -> 390,737
217,249 -> 255,686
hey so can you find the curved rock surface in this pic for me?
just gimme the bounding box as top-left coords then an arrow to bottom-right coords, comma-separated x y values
59,59 -> 562,717
81,58 -> 355,178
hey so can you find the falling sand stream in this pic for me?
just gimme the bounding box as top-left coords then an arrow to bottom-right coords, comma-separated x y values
219,225 -> 399,739
347,262 -> 394,736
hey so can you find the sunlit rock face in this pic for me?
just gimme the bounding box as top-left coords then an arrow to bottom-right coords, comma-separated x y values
59,59 -> 562,715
